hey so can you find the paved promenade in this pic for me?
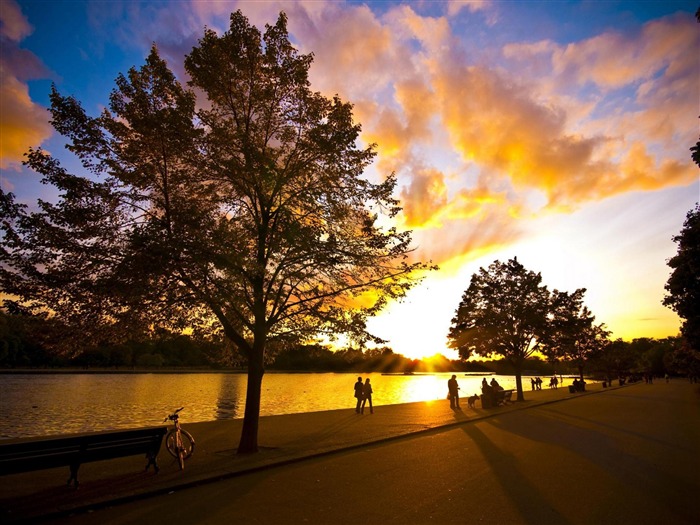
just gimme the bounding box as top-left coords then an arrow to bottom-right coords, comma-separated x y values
1,380 -> 698,524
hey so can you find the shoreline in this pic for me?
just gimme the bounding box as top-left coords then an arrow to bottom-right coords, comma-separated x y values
2,379 -> 601,444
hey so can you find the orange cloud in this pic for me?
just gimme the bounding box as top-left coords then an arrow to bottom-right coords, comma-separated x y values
0,74 -> 52,170
617,142 -> 693,193
428,12 -> 697,211
400,167 -> 448,228
552,13 -> 697,91
87,1 -> 697,270
407,198 -> 521,270
430,62 -> 608,206
0,0 -> 31,41
355,78 -> 436,163
223,4 -> 697,267
447,1 -> 493,17
0,0 -> 52,170
297,3 -> 404,101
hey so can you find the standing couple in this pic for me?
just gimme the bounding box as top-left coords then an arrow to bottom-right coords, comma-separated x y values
354,377 -> 373,414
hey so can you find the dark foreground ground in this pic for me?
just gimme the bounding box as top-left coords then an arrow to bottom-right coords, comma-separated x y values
2,380 -> 699,524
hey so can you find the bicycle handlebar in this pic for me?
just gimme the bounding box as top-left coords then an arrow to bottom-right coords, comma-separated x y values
164,407 -> 185,422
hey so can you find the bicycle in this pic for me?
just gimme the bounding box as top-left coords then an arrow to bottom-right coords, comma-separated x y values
164,407 -> 195,470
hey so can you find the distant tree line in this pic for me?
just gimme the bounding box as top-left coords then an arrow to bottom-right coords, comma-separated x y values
0,306 -> 234,369
1,307 -> 693,380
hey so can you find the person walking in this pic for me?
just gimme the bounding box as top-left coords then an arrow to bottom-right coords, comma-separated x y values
361,378 -> 373,414
354,377 -> 364,413
448,374 -> 460,409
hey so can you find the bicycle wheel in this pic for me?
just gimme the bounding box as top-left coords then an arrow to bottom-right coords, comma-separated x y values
166,429 -> 195,460
165,430 -> 179,458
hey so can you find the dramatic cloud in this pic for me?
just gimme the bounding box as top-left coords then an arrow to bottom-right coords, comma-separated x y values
25,0 -> 694,271
250,2 -> 696,267
300,3 -> 410,101
553,14 -> 696,91
0,0 -> 53,170
400,166 -> 448,228
0,0 -> 31,41
416,11 -> 695,210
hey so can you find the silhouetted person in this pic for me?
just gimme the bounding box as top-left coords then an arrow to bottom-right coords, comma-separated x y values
490,377 -> 503,392
481,377 -> 493,408
361,378 -> 373,414
448,374 -> 460,409
354,376 -> 364,413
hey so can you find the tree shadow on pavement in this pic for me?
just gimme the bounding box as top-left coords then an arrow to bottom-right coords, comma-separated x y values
459,423 -> 568,525
477,406 -> 699,524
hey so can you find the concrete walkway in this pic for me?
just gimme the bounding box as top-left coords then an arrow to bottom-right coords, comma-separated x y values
1,380 -> 698,524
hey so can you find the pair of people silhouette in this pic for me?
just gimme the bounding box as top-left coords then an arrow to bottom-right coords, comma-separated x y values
353,377 -> 373,414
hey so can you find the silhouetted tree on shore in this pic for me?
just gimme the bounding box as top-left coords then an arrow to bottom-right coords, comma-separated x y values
664,204 -> 700,355
0,11 -> 431,453
546,289 -> 610,380
447,257 -> 594,401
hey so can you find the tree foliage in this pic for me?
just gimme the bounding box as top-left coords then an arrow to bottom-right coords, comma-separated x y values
663,204 -> 700,352
0,11 -> 431,453
547,289 -> 609,380
447,257 -> 595,400
692,138 -> 700,168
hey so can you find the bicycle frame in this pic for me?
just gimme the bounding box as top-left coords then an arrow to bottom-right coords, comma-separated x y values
164,407 -> 195,470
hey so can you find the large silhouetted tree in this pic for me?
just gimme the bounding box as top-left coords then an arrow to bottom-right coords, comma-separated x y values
447,258 -> 595,400
664,204 -> 700,354
0,11 -> 431,453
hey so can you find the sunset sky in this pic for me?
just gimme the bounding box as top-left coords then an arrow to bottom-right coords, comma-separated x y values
1,1 -> 698,359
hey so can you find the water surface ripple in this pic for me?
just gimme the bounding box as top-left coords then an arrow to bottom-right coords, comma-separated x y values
0,372 -> 523,439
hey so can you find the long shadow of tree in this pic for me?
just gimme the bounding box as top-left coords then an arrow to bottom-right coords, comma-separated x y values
463,402 -> 698,524
459,422 -> 568,525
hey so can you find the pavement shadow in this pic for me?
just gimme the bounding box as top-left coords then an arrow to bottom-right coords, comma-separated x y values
268,412 -> 364,450
479,405 -> 698,524
459,423 -> 569,525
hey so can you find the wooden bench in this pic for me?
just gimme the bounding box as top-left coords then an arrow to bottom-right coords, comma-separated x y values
0,426 -> 167,487
481,389 -> 514,408
495,389 -> 514,405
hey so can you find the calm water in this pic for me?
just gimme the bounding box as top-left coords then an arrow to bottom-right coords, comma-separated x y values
0,372 -> 521,440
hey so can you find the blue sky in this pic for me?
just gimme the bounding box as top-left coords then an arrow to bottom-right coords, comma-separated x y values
1,1 -> 698,359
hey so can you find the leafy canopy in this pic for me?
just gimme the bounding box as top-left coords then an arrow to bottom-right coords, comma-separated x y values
447,257 -> 597,400
0,11 -> 432,452
664,204 -> 700,351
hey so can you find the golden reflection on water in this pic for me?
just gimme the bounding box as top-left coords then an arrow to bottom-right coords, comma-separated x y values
0,372 -> 519,439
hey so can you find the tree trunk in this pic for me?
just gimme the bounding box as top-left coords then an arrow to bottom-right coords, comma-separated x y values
578,364 -> 584,381
513,359 -> 525,401
237,348 -> 264,454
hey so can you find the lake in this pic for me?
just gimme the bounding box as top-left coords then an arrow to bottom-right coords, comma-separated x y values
0,372 -> 525,440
